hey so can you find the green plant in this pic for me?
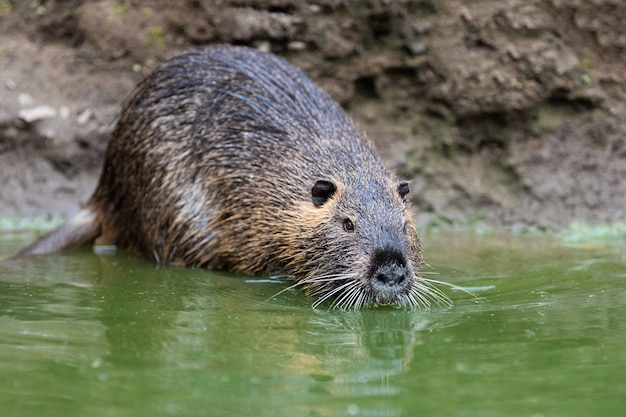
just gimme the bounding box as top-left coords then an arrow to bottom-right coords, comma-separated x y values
113,0 -> 131,15
146,26 -> 166,47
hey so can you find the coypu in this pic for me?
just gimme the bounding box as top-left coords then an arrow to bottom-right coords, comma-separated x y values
15,45 -> 451,309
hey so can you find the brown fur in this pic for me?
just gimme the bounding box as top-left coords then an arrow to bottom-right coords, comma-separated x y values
15,45 -> 451,309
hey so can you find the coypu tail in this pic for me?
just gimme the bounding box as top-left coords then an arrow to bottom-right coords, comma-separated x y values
11,208 -> 100,258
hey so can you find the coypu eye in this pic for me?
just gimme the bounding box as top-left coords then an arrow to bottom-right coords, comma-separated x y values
343,218 -> 355,232
397,181 -> 410,199
311,180 -> 336,207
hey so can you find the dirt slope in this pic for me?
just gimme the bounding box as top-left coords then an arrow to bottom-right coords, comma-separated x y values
1,0 -> 624,228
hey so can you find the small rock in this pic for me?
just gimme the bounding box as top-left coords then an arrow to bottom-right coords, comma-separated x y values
18,93 -> 34,107
406,41 -> 428,56
18,105 -> 57,123
59,106 -> 71,119
257,41 -> 271,53
77,109 -> 92,125
287,41 -> 306,51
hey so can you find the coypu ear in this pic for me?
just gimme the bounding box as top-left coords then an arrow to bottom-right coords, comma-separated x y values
311,180 -> 337,207
397,181 -> 410,199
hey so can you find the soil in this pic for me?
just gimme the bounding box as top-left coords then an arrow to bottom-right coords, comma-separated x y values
1,0 -> 625,229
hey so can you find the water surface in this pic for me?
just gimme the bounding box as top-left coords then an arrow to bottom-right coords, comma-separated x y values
1,230 -> 625,416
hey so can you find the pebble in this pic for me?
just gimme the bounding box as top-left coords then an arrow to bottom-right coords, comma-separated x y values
77,109 -> 92,125
18,93 -> 34,107
406,41 -> 428,56
257,41 -> 271,53
287,41 -> 306,51
18,105 -> 57,123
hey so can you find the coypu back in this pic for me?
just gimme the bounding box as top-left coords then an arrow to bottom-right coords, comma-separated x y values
93,45 -> 388,270
15,45 -> 451,308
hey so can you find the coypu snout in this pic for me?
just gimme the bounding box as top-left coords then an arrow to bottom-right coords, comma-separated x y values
368,246 -> 413,305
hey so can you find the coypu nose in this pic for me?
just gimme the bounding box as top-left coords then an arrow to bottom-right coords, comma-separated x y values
369,247 -> 410,289
373,266 -> 407,287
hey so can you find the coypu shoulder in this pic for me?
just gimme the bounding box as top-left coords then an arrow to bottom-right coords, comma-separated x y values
15,45 -> 450,309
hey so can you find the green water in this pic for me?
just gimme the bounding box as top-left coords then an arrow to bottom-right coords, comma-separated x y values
1,230 -> 625,417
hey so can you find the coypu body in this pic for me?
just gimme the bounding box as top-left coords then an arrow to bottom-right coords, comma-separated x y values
16,45 -> 449,309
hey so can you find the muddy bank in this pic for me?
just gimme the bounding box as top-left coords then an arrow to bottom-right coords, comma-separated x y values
1,0 -> 624,228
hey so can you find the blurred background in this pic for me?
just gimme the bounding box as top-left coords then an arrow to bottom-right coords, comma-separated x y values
1,0 -> 624,229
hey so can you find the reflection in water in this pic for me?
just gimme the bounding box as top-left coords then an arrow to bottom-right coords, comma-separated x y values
300,310 -> 430,416
92,254 -> 444,416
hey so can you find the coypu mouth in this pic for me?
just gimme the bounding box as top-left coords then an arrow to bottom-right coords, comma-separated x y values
266,249 -> 454,309
305,271 -> 452,309
277,247 -> 454,309
368,248 -> 414,294
367,247 -> 413,306
270,269 -> 453,310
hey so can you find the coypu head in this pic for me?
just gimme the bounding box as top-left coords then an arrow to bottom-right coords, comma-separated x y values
281,174 -> 450,310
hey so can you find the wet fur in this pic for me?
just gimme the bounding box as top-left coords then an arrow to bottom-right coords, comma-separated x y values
15,45 -> 451,309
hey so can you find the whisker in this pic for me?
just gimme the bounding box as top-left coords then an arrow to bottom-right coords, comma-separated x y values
313,280 -> 354,309
330,291 -> 348,310
260,279 -> 306,304
353,291 -> 364,310
261,272 -> 356,305
332,284 -> 363,310
418,281 -> 453,307
407,291 -> 422,309
420,276 -> 481,299
305,273 -> 356,283
262,269 -> 473,310
314,281 -> 356,309
312,285 -> 344,308
307,273 -> 356,297
348,286 -> 364,309
413,275 -> 455,307
352,287 -> 365,309
268,274 -> 296,281
410,285 -> 433,309
401,293 -> 415,309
